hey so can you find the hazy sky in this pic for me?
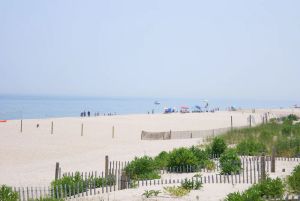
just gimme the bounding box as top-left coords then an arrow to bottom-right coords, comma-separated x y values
0,0 -> 299,100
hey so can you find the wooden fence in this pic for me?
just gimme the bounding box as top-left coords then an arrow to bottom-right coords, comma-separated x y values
140,114 -> 267,140
12,156 -> 300,200
10,181 -> 300,201
141,126 -> 249,140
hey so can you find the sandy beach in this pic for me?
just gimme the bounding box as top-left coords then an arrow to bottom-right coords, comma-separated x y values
2,1 -> 300,200
0,108 -> 299,187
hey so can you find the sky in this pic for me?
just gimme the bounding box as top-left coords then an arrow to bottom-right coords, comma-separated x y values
0,0 -> 300,100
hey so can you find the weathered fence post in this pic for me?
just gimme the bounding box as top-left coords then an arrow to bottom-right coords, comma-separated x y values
120,171 -> 127,190
51,121 -> 53,135
81,123 -> 83,136
231,116 -> 233,130
26,187 -> 29,201
112,126 -> 115,138
246,158 -> 249,183
22,187 -> 25,201
260,153 -> 266,181
249,115 -> 252,127
20,120 -> 23,133
271,147 -> 276,173
55,162 -> 60,180
250,159 -> 252,184
253,157 -> 256,183
105,155 -> 109,177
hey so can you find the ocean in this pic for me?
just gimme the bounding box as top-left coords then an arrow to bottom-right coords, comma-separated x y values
0,95 -> 298,120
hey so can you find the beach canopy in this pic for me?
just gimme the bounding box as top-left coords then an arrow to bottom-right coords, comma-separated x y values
181,106 -> 189,109
195,105 -> 201,109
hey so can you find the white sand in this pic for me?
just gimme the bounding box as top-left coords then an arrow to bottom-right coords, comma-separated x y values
0,109 -> 299,187
73,183 -> 252,201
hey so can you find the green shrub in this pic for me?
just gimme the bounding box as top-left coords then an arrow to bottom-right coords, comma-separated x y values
189,146 -> 210,168
259,177 -> 285,198
51,172 -> 115,198
0,185 -> 19,201
236,140 -> 266,156
181,178 -> 202,190
163,186 -> 190,197
219,148 -> 241,174
167,147 -> 199,171
51,172 -> 84,197
211,137 -> 227,156
124,156 -> 160,180
243,185 -> 263,201
280,114 -> 299,122
287,165 -> 300,193
154,151 -> 169,169
225,187 -> 263,201
225,177 -> 284,201
287,114 -> 299,121
225,192 -> 245,201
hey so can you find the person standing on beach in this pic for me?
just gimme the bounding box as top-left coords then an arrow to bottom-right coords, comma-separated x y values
87,111 -> 90,117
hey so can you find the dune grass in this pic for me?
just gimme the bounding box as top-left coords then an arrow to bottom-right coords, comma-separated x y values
213,115 -> 300,157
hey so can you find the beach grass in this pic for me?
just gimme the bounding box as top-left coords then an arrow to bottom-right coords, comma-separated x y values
213,116 -> 300,157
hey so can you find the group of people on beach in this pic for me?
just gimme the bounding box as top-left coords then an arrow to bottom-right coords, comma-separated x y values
80,111 -> 91,117
80,111 -> 117,117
